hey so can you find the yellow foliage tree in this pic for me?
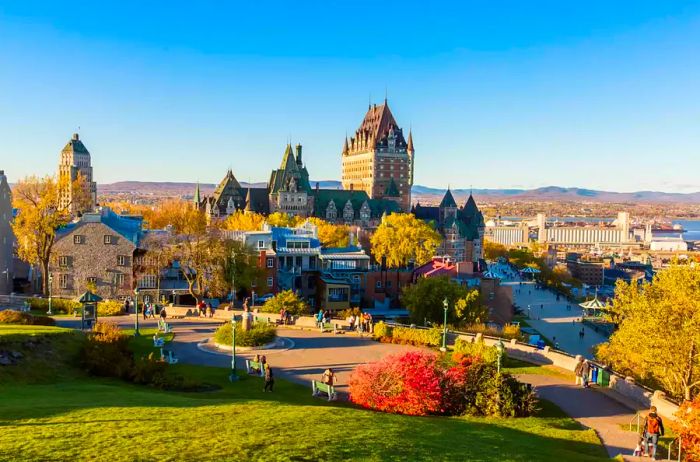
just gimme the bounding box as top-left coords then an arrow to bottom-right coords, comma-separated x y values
306,217 -> 350,248
11,175 -> 73,295
266,212 -> 304,228
597,265 -> 700,401
370,213 -> 441,268
222,211 -> 266,231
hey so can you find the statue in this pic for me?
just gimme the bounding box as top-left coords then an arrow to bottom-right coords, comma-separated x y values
242,297 -> 252,332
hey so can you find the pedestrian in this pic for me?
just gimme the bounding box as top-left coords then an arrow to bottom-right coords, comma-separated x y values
367,312 -> 373,333
160,306 -> 167,320
642,406 -> 664,459
260,355 -> 267,370
316,309 -> 324,328
574,357 -> 584,386
209,303 -> 215,318
348,314 -> 355,330
263,366 -> 274,392
124,299 -> 130,314
357,312 -> 364,333
579,328 -> 585,340
580,360 -> 590,388
149,303 -> 156,319
142,303 -> 148,320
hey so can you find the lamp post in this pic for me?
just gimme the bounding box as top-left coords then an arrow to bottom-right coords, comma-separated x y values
134,288 -> 140,337
47,273 -> 53,315
440,298 -> 448,352
229,316 -> 238,382
496,339 -> 505,373
230,250 -> 236,306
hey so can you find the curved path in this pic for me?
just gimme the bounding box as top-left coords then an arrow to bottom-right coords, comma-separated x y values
56,315 -> 642,459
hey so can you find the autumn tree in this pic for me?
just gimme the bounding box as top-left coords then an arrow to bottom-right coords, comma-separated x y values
162,207 -> 225,304
306,217 -> 350,248
141,199 -> 192,230
11,175 -> 73,295
266,212 -> 304,228
259,289 -> 309,316
220,239 -> 266,299
370,213 -> 441,268
222,211 -> 266,231
596,265 -> 700,401
401,276 -> 487,326
670,396 -> 700,462
483,239 -> 509,261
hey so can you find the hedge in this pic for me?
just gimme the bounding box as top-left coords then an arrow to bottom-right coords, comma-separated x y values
0,310 -> 56,326
453,338 -> 500,364
214,323 -> 277,347
28,298 -> 125,316
373,322 -> 442,347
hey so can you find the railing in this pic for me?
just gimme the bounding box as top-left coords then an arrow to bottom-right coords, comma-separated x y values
667,436 -> 682,461
629,412 -> 642,433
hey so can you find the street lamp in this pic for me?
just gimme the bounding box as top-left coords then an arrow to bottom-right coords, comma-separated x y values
47,273 -> 53,315
495,339 -> 505,373
230,250 -> 236,306
229,316 -> 238,382
440,298 -> 449,352
134,288 -> 140,337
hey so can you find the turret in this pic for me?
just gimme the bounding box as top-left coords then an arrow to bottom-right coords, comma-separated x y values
295,143 -> 303,167
244,188 -> 253,213
193,182 -> 201,209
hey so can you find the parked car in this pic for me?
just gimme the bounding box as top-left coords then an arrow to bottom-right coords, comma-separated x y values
256,293 -> 275,304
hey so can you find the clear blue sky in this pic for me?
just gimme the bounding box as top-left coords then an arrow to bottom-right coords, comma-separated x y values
1,1 -> 699,192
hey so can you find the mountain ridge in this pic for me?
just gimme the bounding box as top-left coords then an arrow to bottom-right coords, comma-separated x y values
97,181 -> 700,203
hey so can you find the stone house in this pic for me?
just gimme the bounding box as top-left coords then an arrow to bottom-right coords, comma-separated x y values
0,170 -> 13,295
51,207 -> 143,299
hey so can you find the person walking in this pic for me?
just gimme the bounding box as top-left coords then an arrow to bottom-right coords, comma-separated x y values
642,406 -> 664,459
322,368 -> 336,386
160,306 -> 167,320
574,357 -> 584,386
316,309 -> 324,328
263,366 -> 274,392
580,360 -> 590,388
142,303 -> 148,320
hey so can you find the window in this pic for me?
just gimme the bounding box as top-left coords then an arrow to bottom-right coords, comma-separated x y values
257,240 -> 265,249
104,235 -> 113,244
328,287 -> 349,302
59,274 -> 69,289
114,273 -> 126,287
73,235 -> 84,244
58,256 -> 70,267
267,277 -> 274,287
87,277 -> 97,285
117,255 -> 128,266
266,257 -> 274,268
375,280 -> 382,289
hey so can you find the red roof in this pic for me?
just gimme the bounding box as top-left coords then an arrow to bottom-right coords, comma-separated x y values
413,257 -> 457,278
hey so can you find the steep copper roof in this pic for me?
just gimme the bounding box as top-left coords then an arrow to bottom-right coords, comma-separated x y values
358,102 -> 398,141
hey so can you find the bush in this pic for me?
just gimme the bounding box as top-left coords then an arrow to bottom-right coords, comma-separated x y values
28,297 -> 81,315
214,322 -> 277,347
460,323 -> 521,340
373,322 -> 442,347
0,310 -> 56,326
97,300 -> 125,316
671,396 -> 700,462
81,322 -> 133,379
349,350 -> 537,418
259,290 -> 308,316
337,307 -> 363,318
454,338 -> 499,364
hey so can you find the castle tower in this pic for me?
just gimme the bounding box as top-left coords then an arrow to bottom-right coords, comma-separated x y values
58,133 -> 97,214
342,100 -> 413,211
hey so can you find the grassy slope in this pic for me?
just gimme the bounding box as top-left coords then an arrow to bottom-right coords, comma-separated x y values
0,326 -> 608,462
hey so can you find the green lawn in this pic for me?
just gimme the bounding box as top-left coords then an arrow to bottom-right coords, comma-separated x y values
0,325 -> 608,462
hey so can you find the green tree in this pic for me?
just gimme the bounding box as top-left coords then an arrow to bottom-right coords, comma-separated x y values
401,276 -> 487,326
596,265 -> 700,401
221,240 -> 265,297
370,213 -> 441,268
259,290 -> 308,316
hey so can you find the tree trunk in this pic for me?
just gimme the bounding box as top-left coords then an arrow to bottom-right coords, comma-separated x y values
41,259 -> 49,296
684,341 -> 695,402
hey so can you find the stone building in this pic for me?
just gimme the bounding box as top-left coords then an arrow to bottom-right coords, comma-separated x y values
341,100 -> 414,211
412,189 -> 486,269
58,133 -> 97,214
268,143 -> 313,216
50,207 -> 143,298
196,169 -> 269,218
0,170 -> 13,294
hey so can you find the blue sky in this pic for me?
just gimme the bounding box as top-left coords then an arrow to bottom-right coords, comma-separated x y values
1,1 -> 699,192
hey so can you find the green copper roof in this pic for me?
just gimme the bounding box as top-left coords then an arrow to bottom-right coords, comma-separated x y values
384,177 -> 400,197
439,188 -> 457,208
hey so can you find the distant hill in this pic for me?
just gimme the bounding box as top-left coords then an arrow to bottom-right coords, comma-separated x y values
96,181 -> 700,203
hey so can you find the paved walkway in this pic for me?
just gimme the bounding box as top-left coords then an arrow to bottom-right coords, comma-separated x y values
506,280 -> 609,358
56,314 -> 644,459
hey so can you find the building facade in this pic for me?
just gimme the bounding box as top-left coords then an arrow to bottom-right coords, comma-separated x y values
58,133 -> 97,214
342,100 -> 414,211
50,208 -> 143,298
0,170 -> 13,294
412,189 -> 486,268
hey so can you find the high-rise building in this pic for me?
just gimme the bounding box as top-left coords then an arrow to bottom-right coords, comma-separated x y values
0,170 -> 13,294
58,133 -> 96,214
342,100 -> 414,211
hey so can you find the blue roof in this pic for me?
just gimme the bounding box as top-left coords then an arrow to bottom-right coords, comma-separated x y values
270,226 -> 321,249
321,245 -> 363,254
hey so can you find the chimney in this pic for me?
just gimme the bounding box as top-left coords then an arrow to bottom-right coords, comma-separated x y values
72,133 -> 79,141
295,144 -> 303,166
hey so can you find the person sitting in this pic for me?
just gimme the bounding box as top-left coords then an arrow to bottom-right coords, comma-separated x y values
322,368 -> 336,386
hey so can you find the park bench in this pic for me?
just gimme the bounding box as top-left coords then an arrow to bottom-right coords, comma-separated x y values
153,335 -> 165,348
312,380 -> 337,401
319,322 -> 340,334
160,348 -> 178,365
158,320 -> 172,333
245,359 -> 265,377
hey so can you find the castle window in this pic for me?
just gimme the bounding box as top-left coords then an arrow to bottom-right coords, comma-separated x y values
117,255 -> 128,266
114,273 -> 126,287
58,256 -> 71,268
59,274 -> 70,289
73,235 -> 85,244
104,235 -> 114,245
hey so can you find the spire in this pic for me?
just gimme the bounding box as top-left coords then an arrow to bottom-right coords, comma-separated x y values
193,182 -> 201,207
462,193 -> 479,219
342,136 -> 349,155
439,187 -> 457,208
384,177 -> 400,197
407,129 -> 414,152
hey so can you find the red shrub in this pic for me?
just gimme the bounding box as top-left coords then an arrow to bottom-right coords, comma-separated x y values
671,397 -> 700,462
